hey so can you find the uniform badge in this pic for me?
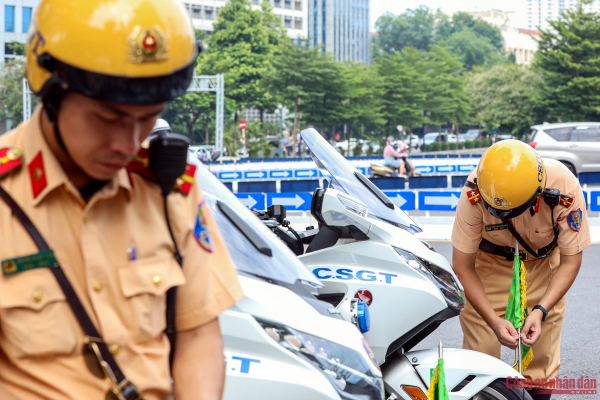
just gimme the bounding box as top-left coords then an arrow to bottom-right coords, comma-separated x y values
2,250 -> 57,276
568,209 -> 582,232
493,197 -> 508,207
0,147 -> 23,179
467,189 -> 481,205
28,151 -> 47,199
128,26 -> 168,64
194,200 -> 213,252
559,194 -> 573,208
174,164 -> 197,196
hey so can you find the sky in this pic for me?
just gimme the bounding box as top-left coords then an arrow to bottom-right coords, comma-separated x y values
370,0 -> 522,29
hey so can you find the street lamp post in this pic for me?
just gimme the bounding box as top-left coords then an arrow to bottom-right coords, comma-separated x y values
277,104 -> 284,158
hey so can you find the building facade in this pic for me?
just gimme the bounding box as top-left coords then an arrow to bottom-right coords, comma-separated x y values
0,0 -> 39,64
465,10 -> 539,66
184,0 -> 307,39
522,0 -> 600,31
308,0 -> 370,64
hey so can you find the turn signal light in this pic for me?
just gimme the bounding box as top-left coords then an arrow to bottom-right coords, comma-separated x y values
402,385 -> 428,400
529,142 -> 537,148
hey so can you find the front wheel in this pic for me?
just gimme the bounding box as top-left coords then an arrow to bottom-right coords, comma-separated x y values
472,378 -> 533,400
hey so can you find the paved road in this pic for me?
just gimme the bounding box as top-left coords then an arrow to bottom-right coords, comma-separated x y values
413,242 -> 600,400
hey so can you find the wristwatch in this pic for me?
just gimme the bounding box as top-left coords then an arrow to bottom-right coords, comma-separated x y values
532,305 -> 548,322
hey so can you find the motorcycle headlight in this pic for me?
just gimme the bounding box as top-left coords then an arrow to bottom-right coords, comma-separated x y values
257,319 -> 384,400
394,247 -> 465,312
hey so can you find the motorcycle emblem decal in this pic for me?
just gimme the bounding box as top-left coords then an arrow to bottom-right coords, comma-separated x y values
194,200 -> 213,252
362,338 -> 380,370
559,194 -> 573,208
467,189 -> 481,205
568,208 -> 582,232
355,289 -> 373,306
128,26 -> 168,63
493,197 -> 508,207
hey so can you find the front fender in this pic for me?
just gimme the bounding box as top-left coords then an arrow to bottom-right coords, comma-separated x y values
408,348 -> 524,400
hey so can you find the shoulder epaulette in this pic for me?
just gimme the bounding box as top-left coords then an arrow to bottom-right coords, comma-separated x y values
174,163 -> 197,196
128,148 -> 196,196
0,147 -> 23,179
467,188 -> 482,205
559,194 -> 573,208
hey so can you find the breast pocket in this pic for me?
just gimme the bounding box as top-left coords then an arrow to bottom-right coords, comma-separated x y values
118,255 -> 186,343
0,270 -> 78,358
528,229 -> 554,249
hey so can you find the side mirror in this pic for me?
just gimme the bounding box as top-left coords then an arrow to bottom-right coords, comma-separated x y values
211,150 -> 222,162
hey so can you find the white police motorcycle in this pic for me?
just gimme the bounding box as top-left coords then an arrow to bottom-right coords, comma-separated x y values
254,128 -> 531,400
193,162 -> 385,400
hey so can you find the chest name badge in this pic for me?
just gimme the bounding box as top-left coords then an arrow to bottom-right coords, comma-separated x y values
485,223 -> 508,232
2,250 -> 57,276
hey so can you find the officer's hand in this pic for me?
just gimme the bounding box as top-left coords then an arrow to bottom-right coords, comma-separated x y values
492,318 -> 519,349
522,310 -> 543,347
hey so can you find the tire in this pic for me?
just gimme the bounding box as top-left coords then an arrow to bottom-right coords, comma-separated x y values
471,378 -> 533,400
560,161 -> 578,177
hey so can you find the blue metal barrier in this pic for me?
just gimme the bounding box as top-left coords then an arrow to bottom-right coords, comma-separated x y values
238,181 -> 276,193
371,178 -> 406,190
409,176 -> 448,189
281,179 -> 320,192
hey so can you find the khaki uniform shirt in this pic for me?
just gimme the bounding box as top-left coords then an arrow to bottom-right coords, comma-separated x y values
452,158 -> 591,256
0,108 -> 243,399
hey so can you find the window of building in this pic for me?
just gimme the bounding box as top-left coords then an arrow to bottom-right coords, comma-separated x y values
192,7 -> 201,19
22,7 -> 32,33
295,17 -> 302,29
5,5 -> 15,32
295,0 -> 302,10
205,7 -> 214,20
253,0 -> 260,4
4,43 -> 13,55
284,17 -> 292,28
285,0 -> 292,9
274,0 -> 281,8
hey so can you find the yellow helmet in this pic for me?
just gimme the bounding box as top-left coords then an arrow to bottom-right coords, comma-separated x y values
477,139 -> 546,219
26,0 -> 197,105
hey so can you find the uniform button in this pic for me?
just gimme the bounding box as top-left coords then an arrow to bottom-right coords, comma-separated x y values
545,236 -> 550,239
83,214 -> 89,223
92,282 -> 103,292
153,275 -> 162,287
32,291 -> 43,302
110,344 -> 121,355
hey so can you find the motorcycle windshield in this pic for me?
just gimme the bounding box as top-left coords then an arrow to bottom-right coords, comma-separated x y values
301,128 -> 421,233
195,162 -> 322,287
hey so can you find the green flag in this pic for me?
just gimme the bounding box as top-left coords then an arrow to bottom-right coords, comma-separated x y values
428,358 -> 449,400
505,252 -> 533,370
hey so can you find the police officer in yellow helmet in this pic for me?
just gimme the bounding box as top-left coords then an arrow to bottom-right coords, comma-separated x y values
0,0 -> 242,399
452,140 -> 589,400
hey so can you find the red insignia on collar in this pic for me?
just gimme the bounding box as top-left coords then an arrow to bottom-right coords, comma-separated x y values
0,147 -> 23,179
467,188 -> 481,205
174,163 -> 197,196
128,148 -> 155,181
28,151 -> 47,199
559,194 -> 573,208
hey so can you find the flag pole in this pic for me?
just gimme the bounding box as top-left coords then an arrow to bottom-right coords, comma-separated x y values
439,341 -> 443,359
515,240 -> 523,374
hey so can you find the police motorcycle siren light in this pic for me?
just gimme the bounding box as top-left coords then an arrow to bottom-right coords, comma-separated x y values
190,155 -> 385,400
258,128 -> 531,400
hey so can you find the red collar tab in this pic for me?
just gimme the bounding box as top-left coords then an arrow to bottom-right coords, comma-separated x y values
0,147 -> 24,179
467,188 -> 482,205
559,194 -> 573,208
174,163 -> 197,196
28,151 -> 47,199
128,148 -> 155,181
534,197 -> 541,213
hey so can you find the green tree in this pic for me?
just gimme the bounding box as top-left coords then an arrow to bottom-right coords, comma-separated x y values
445,28 -> 504,71
534,0 -> 600,121
262,41 -> 323,155
437,12 -> 504,51
7,41 -> 25,56
374,6 -> 439,53
0,59 -> 40,127
468,64 -> 542,136
340,62 -> 384,154
200,0 -> 286,120
163,92 -> 214,143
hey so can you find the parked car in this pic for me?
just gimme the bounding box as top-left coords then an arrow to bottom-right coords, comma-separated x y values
530,122 -> 600,176
459,129 -> 480,142
421,132 -> 458,146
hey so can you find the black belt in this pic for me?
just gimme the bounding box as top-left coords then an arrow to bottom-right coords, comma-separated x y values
0,185 -> 141,400
479,238 -> 558,261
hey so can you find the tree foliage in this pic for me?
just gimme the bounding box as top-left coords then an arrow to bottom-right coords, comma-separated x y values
0,59 -> 40,127
533,0 -> 600,121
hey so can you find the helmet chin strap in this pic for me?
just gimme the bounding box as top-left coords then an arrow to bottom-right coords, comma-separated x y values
42,93 -> 70,156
